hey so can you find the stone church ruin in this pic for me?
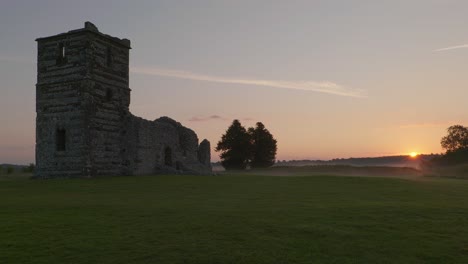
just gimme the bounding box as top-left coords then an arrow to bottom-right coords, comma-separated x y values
35,22 -> 212,178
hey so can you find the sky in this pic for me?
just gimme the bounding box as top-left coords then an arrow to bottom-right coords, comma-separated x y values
1,0 -> 468,164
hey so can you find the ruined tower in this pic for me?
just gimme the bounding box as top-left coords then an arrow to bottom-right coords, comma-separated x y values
35,22 -> 211,178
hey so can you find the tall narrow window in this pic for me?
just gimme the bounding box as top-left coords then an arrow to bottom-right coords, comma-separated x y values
106,46 -> 112,67
164,147 -> 172,166
61,44 -> 66,58
56,129 -> 66,151
56,42 -> 66,65
106,88 -> 113,101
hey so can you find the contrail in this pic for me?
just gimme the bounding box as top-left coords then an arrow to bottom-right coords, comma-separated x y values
434,44 -> 468,52
131,66 -> 366,98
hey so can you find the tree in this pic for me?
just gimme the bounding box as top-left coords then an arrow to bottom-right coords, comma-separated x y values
22,163 -> 35,173
441,125 -> 468,153
248,122 -> 277,168
422,125 -> 468,171
215,120 -> 251,170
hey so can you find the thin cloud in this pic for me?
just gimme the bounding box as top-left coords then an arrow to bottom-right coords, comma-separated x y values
433,44 -> 468,52
188,115 -> 256,122
131,67 -> 366,98
399,121 -> 464,129
189,115 -> 227,122
399,123 -> 445,129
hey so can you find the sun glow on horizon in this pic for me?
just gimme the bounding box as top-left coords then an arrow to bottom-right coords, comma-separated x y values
409,152 -> 419,158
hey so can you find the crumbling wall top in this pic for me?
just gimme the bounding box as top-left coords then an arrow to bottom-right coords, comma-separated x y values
35,21 -> 131,49
84,21 -> 99,32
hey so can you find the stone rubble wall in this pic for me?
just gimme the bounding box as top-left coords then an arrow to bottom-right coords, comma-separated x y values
35,32 -> 91,178
35,82 -> 86,178
122,115 -> 212,175
35,22 -> 212,178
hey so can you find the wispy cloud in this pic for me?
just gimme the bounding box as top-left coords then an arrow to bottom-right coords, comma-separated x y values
131,67 -> 366,98
188,115 -> 255,122
433,44 -> 468,52
189,115 -> 227,122
399,121 -> 465,129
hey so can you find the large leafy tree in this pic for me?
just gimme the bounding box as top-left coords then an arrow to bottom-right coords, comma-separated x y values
441,125 -> 468,153
215,120 -> 251,170
425,125 -> 468,167
248,122 -> 277,168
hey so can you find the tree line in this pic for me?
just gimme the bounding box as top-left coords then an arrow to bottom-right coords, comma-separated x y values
0,164 -> 35,174
417,124 -> 468,173
216,120 -> 277,170
433,124 -> 468,165
214,122 -> 468,172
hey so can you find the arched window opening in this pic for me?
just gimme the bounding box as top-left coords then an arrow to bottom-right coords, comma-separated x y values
164,147 -> 172,167
106,46 -> 113,67
56,42 -> 66,65
56,129 -> 66,151
106,88 -> 113,101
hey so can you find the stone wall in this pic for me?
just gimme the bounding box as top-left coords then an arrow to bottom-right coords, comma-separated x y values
35,28 -> 91,177
121,115 -> 211,175
35,22 -> 211,178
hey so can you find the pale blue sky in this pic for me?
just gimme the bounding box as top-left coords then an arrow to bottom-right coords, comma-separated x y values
1,0 -> 468,164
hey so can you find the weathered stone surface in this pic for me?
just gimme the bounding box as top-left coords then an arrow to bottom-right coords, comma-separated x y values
84,21 -> 99,32
35,22 -> 211,178
198,139 -> 211,167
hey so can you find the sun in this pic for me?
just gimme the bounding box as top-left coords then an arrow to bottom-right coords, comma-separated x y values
409,152 -> 418,158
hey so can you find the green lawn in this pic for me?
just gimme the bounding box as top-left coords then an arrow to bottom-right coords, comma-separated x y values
1,174 -> 468,263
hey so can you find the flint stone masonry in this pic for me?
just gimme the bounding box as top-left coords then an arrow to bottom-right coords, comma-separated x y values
35,22 -> 211,178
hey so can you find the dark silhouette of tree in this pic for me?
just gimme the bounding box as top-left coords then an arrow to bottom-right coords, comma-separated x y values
441,125 -> 468,153
425,125 -> 468,168
22,163 -> 35,173
215,120 -> 251,170
248,122 -> 277,168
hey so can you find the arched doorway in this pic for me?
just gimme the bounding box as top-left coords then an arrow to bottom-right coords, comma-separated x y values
164,147 -> 172,167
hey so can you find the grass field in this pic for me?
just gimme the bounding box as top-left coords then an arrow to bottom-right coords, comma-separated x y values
1,173 -> 468,263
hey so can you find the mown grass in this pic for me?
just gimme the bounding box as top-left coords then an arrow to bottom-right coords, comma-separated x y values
1,174 -> 468,263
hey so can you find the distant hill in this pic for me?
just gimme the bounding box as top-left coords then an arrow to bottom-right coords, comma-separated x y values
274,155 -> 439,168
0,164 -> 28,172
212,154 -> 440,170
0,164 -> 28,168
